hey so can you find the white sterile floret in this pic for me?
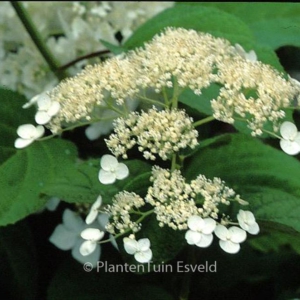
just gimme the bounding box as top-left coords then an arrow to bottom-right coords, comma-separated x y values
185,216 -> 216,248
123,237 -> 152,263
34,92 -> 61,125
49,209 -> 102,266
79,228 -> 105,256
279,121 -> 300,155
98,154 -> 129,184
14,124 -> 45,148
85,195 -> 102,225
45,196 -> 60,211
214,225 -> 247,254
234,44 -> 257,62
237,210 -> 260,235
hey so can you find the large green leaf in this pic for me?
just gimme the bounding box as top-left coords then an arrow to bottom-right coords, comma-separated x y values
186,2 -> 300,49
0,88 -> 35,165
124,5 -> 254,49
42,158 -> 152,205
0,139 -> 78,226
184,133 -> 300,234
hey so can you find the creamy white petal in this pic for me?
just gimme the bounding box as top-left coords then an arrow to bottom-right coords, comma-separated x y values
37,94 -> 52,110
137,238 -> 150,251
45,197 -> 60,211
79,240 -> 97,256
280,140 -> 300,155
34,125 -> 45,138
185,230 -> 201,245
219,240 -> 240,254
100,154 -> 118,170
35,111 -> 51,125
280,121 -> 298,140
115,163 -> 129,180
62,209 -> 85,232
229,226 -> 247,243
17,124 -> 36,139
92,195 -> 102,209
123,237 -> 138,254
97,213 -> 109,231
202,218 -> 216,234
187,215 -> 203,231
195,233 -> 213,248
247,223 -> 260,235
135,249 -> 152,263
49,224 -> 77,250
71,238 -> 101,266
85,210 -> 98,225
98,169 -> 116,184
48,101 -> 61,116
85,124 -> 103,141
214,224 -> 228,241
81,228 -> 104,241
14,137 -> 34,149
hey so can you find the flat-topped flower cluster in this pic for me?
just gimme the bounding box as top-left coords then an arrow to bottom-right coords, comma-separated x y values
39,27 -> 299,137
17,26 -> 300,267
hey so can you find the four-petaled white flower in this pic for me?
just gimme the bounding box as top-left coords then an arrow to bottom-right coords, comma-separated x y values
234,44 -> 257,62
279,121 -> 300,155
237,210 -> 260,235
14,124 -> 45,149
49,209 -> 102,266
98,154 -> 129,184
85,195 -> 102,224
34,92 -> 61,125
123,237 -> 152,263
80,228 -> 105,256
214,225 -> 247,254
185,216 -> 216,248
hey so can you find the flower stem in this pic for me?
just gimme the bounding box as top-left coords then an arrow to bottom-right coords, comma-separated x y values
10,1 -> 69,81
179,246 -> 195,300
193,115 -> 215,127
171,78 -> 180,109
57,49 -> 110,71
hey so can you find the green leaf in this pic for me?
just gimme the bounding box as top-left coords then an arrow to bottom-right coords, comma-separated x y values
0,139 -> 78,226
249,230 -> 300,255
100,39 -> 126,55
178,85 -> 217,116
0,220 -> 38,299
0,88 -> 35,165
189,2 -> 300,49
124,5 -> 255,49
42,158 -> 152,205
184,133 -> 300,235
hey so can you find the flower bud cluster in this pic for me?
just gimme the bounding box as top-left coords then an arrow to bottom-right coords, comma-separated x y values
105,191 -> 145,234
105,107 -> 199,160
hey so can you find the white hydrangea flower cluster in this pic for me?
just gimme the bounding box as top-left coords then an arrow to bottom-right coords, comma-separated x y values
0,1 -> 174,98
45,27 -> 299,137
123,236 -> 152,263
105,191 -> 146,235
105,108 -> 199,160
49,208 -> 106,267
145,166 -> 244,230
49,195 -> 119,267
185,209 -> 259,254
